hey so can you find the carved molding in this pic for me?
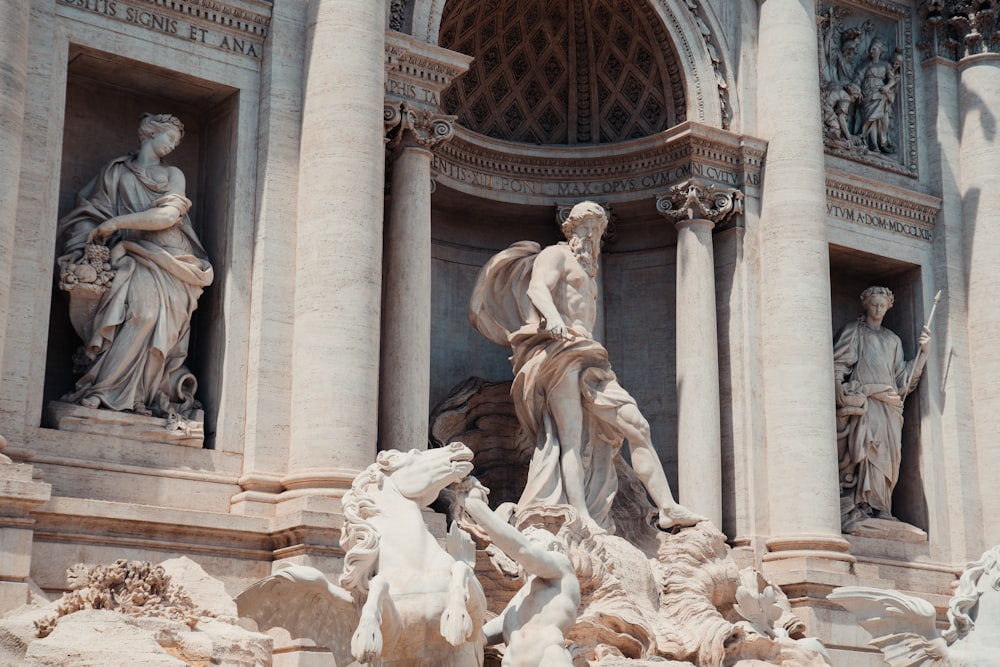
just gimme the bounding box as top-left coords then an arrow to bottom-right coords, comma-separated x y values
385,30 -> 474,112
431,121 -> 765,205
400,102 -> 457,148
826,168 -> 940,241
655,178 -> 743,226
919,0 -> 1000,60
818,1 -> 918,176
385,102 -> 403,137
134,0 -> 269,35
675,0 -> 732,129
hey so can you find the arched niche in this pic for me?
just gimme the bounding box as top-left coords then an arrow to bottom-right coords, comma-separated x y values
409,0 -> 727,129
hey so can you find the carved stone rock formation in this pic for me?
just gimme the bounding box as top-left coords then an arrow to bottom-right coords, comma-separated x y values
0,557 -> 270,667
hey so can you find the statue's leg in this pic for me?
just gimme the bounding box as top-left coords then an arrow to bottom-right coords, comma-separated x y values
614,401 -> 705,530
440,561 -> 476,645
352,574 -> 395,663
547,367 -> 590,519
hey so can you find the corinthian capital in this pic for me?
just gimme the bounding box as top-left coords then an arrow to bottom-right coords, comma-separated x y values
919,0 -> 1000,60
656,178 -> 743,226
398,102 -> 457,149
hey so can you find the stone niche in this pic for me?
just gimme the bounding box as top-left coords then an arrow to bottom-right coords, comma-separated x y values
42,45 -> 238,448
429,191 -> 683,491
828,245 -> 928,535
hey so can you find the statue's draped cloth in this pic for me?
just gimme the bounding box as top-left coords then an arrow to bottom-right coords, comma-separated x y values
470,241 -> 628,530
57,155 -> 214,415
833,318 -> 916,519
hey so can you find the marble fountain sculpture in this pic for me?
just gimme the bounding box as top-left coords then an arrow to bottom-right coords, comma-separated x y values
51,113 -> 213,443
830,544 -> 1000,666
236,202 -> 833,666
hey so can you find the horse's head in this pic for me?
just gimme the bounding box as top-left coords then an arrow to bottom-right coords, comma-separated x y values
376,442 -> 474,507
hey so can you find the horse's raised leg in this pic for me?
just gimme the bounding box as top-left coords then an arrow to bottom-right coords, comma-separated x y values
352,574 -> 399,664
440,561 -> 476,646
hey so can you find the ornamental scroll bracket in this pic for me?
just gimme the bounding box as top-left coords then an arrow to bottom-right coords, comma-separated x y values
385,101 -> 457,153
656,178 -> 744,228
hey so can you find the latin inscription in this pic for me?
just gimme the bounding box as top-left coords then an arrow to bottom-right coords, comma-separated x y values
827,202 -> 932,241
385,78 -> 440,105
432,157 -> 759,197
58,0 -> 262,59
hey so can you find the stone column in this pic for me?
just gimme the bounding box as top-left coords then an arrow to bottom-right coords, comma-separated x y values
379,103 -> 455,451
284,0 -> 385,494
657,179 -> 741,529
756,0 -> 850,561
0,0 -> 30,377
955,39 -> 1000,548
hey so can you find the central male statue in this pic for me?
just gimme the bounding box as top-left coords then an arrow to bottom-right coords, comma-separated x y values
470,201 -> 703,533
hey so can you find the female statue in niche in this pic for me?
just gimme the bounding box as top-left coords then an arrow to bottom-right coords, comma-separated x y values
833,286 -> 930,531
56,113 -> 213,421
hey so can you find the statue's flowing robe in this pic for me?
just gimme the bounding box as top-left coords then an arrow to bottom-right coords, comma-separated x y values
57,155 -> 214,416
833,318 -> 918,520
470,241 -> 630,530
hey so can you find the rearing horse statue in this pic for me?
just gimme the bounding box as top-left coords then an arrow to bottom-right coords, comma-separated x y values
237,442 -> 487,667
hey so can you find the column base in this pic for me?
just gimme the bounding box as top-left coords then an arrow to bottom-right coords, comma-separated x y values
0,460 -> 52,614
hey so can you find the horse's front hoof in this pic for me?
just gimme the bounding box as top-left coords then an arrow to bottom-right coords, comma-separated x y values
352,615 -> 383,663
439,605 -> 473,646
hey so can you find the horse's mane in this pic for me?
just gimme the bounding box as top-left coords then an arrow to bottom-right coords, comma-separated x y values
338,450 -> 418,596
943,545 -> 1000,644
338,461 -> 386,595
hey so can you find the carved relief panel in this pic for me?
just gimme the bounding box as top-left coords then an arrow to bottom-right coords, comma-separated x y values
818,1 -> 917,176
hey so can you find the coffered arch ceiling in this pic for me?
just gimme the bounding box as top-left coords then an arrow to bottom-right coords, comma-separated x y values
438,0 -> 686,145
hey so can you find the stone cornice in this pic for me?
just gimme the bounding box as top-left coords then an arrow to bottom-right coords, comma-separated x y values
825,168 -> 940,241
431,121 -> 766,205
135,0 -> 270,35
385,31 -> 474,111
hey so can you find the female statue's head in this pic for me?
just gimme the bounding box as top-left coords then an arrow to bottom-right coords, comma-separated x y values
860,286 -> 895,309
138,113 -> 184,156
868,38 -> 885,59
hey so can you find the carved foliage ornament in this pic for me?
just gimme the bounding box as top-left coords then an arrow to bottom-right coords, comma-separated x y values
919,0 -> 1000,60
656,178 -> 743,226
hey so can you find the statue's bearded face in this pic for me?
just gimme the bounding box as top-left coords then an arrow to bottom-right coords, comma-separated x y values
567,217 -> 604,277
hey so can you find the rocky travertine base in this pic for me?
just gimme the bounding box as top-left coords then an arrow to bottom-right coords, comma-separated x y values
0,557 -> 271,667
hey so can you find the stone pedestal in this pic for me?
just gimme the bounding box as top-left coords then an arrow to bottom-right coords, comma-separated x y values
0,456 -> 51,614
379,105 -> 455,451
657,180 -> 742,530
756,0 -> 849,561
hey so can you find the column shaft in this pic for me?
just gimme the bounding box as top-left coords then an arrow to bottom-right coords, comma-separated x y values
0,0 -> 30,369
286,0 -> 385,489
380,145 -> 433,450
675,219 -> 723,528
959,56 -> 1000,546
757,0 -> 846,554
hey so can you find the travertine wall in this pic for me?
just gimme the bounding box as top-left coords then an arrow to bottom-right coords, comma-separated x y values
0,1 -> 994,665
